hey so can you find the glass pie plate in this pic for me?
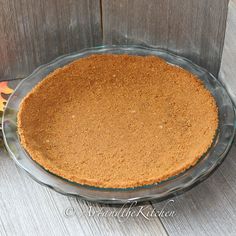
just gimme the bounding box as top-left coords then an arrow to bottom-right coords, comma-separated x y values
2,46 -> 235,204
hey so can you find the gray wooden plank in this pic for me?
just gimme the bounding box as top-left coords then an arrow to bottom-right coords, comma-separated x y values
0,0 -> 102,81
0,150 -> 71,236
102,0 -> 229,76
68,198 -> 167,236
219,0 -> 236,105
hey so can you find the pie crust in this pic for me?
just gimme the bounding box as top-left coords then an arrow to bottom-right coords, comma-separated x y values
17,54 -> 218,188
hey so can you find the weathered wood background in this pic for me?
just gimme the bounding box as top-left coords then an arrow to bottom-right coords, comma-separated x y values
219,0 -> 236,104
0,0 -> 102,80
0,0 -> 229,80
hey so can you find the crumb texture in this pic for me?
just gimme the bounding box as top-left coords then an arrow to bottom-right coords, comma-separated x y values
17,54 -> 218,188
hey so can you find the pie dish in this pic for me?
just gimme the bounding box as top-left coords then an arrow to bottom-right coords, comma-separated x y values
2,46 -> 235,203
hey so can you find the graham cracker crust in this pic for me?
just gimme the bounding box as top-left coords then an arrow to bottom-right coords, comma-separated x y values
17,54 -> 218,188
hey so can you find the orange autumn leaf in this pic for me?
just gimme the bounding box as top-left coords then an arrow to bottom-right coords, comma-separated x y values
0,82 -> 13,111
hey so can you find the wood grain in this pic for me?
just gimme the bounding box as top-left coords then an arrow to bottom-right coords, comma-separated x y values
0,0 -> 229,79
0,0 -> 102,81
102,0 -> 229,76
219,0 -> 236,105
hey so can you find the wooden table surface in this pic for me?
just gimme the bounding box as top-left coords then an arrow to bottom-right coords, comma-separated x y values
0,1 -> 236,235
